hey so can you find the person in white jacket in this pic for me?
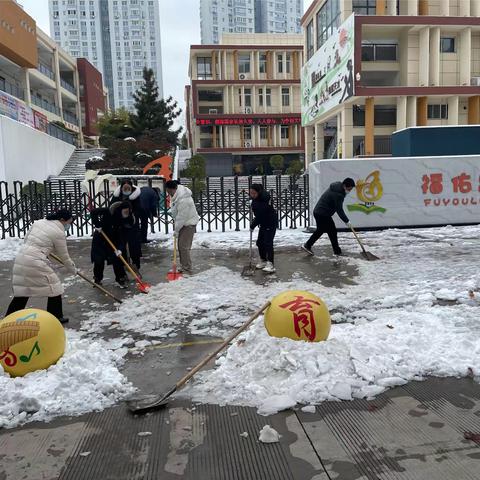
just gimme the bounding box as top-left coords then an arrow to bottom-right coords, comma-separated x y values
5,209 -> 76,324
165,180 -> 199,274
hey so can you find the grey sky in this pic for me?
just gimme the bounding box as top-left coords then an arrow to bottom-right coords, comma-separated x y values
19,0 -> 313,126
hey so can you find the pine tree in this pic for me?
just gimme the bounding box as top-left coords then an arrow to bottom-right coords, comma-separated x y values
131,67 -> 182,140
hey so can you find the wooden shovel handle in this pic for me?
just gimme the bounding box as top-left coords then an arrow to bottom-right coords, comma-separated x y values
175,301 -> 271,390
97,229 -> 141,282
49,253 -> 122,303
349,225 -> 368,254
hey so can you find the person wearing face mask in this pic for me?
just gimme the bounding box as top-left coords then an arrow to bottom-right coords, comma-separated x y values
302,178 -> 356,256
111,180 -> 142,220
90,204 -> 128,287
110,180 -> 143,273
5,209 -> 76,324
110,200 -> 142,276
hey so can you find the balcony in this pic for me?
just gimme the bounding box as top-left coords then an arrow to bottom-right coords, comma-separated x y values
60,79 -> 76,94
0,77 -> 24,101
63,110 -> 78,125
31,94 -> 61,116
47,122 -> 76,145
38,63 -> 55,81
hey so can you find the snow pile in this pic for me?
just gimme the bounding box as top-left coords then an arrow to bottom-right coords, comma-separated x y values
82,266 -> 327,338
0,330 -> 134,429
258,425 -> 280,443
189,300 -> 480,414
0,236 -> 23,261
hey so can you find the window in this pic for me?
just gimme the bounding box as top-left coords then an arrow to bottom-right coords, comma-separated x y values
243,126 -> 252,140
282,87 -> 290,107
197,57 -> 212,80
260,126 -> 268,140
258,88 -> 263,106
198,89 -> 223,102
244,88 -> 252,107
352,0 -> 376,15
428,104 -> 448,119
285,53 -> 291,73
316,0 -> 340,50
278,54 -> 283,73
306,20 -> 314,59
281,126 -> 289,139
265,88 -> 271,107
238,53 -> 250,74
259,53 -> 267,74
361,43 -> 397,61
440,37 -> 455,53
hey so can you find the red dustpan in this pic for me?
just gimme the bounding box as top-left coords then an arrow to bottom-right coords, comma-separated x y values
167,237 -> 183,281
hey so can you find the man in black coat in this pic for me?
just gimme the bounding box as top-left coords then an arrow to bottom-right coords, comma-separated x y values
249,183 -> 278,274
138,186 -> 160,243
302,178 -> 355,256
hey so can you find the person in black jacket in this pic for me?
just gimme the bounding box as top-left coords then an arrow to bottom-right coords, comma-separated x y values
249,183 -> 278,274
302,178 -> 355,256
90,203 -> 128,286
138,186 -> 160,243
110,180 -> 143,271
111,180 -> 142,222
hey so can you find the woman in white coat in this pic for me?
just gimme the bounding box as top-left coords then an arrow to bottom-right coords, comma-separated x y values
5,209 -> 76,324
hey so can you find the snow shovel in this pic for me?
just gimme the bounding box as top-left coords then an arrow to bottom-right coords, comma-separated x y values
97,229 -> 151,293
241,229 -> 256,276
49,253 -> 122,303
126,301 -> 271,414
349,225 -> 379,261
166,236 -> 182,281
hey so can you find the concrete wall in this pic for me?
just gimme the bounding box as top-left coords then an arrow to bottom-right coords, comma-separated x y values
0,115 -> 75,184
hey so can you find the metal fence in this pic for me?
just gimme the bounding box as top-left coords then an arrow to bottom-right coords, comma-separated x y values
0,175 -> 309,239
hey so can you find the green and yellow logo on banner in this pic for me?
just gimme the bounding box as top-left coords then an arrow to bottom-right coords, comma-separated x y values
347,170 -> 386,214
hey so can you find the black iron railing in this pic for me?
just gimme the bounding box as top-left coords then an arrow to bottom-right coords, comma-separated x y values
0,175 -> 309,239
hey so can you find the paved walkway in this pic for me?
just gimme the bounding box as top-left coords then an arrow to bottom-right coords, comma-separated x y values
1,238 -> 480,479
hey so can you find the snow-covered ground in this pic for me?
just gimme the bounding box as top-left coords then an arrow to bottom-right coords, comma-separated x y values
0,330 -> 134,429
2,224 -> 480,426
0,236 -> 23,261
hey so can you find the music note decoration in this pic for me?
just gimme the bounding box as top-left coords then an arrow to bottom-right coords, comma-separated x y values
19,341 -> 41,363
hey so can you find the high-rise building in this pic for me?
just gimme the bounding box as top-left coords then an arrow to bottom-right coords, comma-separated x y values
200,0 -> 302,45
255,0 -> 303,35
49,0 -> 163,111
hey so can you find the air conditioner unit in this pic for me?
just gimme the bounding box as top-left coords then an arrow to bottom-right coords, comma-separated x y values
471,77 -> 480,86
244,107 -> 253,114
244,141 -> 252,148
208,108 -> 218,114
239,73 -> 249,80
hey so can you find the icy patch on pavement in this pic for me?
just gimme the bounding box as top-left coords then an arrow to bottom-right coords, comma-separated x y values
0,237 -> 23,261
188,302 -> 480,414
0,330 -> 134,429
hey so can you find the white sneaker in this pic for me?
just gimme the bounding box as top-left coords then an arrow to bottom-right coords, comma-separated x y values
263,262 -> 276,274
256,261 -> 267,269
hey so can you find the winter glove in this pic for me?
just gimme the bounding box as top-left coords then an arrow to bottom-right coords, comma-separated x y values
96,227 -> 102,232
115,249 -> 122,257
346,222 -> 352,229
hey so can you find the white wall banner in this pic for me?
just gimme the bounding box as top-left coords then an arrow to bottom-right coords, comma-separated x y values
301,14 -> 355,126
308,156 -> 480,228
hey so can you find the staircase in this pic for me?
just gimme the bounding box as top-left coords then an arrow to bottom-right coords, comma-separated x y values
47,148 -> 105,195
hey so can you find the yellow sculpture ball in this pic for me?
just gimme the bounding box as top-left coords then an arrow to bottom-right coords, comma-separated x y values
0,308 -> 66,377
264,290 -> 331,342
